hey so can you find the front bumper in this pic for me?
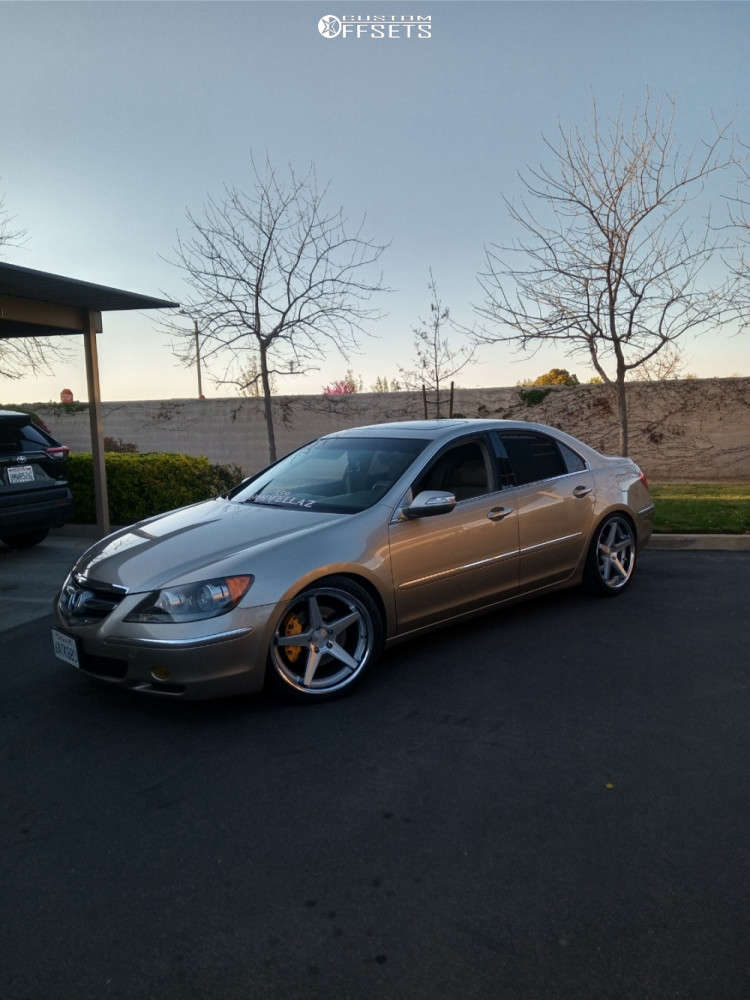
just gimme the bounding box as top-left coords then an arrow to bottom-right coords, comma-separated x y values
53,600 -> 277,699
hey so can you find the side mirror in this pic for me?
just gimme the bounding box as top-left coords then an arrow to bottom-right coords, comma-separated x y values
404,490 -> 456,518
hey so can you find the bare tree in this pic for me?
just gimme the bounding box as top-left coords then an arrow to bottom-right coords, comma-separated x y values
635,343 -> 696,381
0,194 -> 24,252
237,357 -> 277,398
0,194 -> 70,381
399,268 -> 475,417
371,375 -> 402,392
475,96 -> 736,454
726,145 -> 750,332
169,157 -> 389,461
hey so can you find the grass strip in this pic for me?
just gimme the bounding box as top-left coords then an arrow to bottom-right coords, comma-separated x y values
650,483 -> 750,534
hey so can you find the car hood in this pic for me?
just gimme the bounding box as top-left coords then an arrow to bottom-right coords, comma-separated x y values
73,498 -> 349,592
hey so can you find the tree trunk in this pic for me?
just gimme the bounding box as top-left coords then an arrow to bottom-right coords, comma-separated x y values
615,374 -> 629,456
259,345 -> 277,463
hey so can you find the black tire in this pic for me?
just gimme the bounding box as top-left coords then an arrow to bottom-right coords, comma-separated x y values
0,528 -> 49,549
583,513 -> 637,597
267,575 -> 384,702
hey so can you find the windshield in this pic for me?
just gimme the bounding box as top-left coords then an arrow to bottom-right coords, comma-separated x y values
231,436 -> 429,514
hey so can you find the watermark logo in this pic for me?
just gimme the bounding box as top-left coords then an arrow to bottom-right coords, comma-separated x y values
318,15 -> 342,38
317,14 -> 431,40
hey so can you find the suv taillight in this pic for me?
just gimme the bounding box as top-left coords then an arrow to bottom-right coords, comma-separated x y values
45,446 -> 69,460
638,469 -> 649,490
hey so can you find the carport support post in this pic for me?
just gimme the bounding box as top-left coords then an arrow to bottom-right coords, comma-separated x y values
82,309 -> 110,536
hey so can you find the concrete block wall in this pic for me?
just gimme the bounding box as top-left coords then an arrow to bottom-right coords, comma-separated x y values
29,376 -> 750,482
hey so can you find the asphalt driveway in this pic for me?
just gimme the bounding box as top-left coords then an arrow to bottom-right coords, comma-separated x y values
2,548 -> 750,999
0,531 -> 90,630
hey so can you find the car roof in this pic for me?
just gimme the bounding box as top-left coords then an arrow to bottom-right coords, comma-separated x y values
324,419 -> 602,459
0,409 -> 31,423
327,419 -> 477,440
326,418 -> 562,440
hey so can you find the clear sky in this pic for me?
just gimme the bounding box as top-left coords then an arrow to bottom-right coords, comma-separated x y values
1,0 -> 748,404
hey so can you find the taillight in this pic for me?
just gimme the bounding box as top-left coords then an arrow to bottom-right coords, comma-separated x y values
45,446 -> 69,460
638,469 -> 649,490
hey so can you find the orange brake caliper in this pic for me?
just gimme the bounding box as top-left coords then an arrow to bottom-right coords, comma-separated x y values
283,612 -> 304,663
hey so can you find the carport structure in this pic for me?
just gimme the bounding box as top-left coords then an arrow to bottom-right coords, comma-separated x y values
0,262 -> 178,535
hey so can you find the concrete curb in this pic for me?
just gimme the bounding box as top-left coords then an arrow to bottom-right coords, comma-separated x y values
648,534 -> 750,552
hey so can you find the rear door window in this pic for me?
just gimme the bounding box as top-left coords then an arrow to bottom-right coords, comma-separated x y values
496,431 -> 567,486
18,424 -> 53,452
558,441 -> 587,473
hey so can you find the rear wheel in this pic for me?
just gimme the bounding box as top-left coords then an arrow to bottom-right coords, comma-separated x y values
0,529 -> 49,549
583,514 -> 636,596
269,577 -> 383,701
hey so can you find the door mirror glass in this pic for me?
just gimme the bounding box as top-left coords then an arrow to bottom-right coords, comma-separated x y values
404,490 -> 456,518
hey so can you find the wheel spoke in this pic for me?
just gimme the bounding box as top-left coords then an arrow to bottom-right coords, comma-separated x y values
600,556 -> 611,582
329,610 -> 360,636
303,646 -> 324,687
307,596 -> 323,630
276,631 -> 313,647
605,522 -> 617,548
327,641 -> 359,672
611,555 -> 628,579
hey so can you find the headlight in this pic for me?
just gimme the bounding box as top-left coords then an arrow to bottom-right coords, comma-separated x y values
125,575 -> 253,623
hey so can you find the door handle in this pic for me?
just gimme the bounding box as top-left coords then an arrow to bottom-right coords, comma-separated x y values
487,506 -> 512,521
573,485 -> 592,498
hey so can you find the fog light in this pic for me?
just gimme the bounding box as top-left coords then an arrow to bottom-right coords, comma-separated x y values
151,667 -> 171,681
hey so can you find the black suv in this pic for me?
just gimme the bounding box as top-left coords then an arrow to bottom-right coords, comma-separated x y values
0,410 -> 73,548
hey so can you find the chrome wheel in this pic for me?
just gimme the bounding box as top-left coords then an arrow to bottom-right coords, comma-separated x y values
271,584 -> 377,696
596,515 -> 635,591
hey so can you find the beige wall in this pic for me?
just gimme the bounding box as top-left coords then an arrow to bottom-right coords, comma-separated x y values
30,376 -> 750,481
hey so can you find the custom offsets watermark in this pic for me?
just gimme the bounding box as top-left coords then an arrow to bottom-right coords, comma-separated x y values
317,14 -> 432,39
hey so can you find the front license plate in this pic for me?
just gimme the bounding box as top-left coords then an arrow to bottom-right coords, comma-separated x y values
51,628 -> 79,669
7,465 -> 34,484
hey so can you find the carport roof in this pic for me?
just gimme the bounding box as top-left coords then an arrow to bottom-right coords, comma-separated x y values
0,262 -> 177,337
0,260 -> 179,537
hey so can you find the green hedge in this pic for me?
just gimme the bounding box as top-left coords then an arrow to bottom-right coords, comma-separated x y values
66,453 -> 244,525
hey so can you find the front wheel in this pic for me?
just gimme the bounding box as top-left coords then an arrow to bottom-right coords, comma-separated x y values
268,577 -> 383,701
583,514 -> 637,596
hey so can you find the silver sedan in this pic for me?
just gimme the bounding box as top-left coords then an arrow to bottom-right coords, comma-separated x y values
52,420 -> 654,700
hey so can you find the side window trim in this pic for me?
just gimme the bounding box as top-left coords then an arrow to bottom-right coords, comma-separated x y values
489,432 -> 517,489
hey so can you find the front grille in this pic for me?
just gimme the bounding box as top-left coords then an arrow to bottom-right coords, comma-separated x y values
58,575 -> 127,624
78,650 -> 129,679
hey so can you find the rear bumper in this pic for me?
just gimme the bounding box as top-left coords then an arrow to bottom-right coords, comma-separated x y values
0,488 -> 73,535
635,503 -> 655,550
